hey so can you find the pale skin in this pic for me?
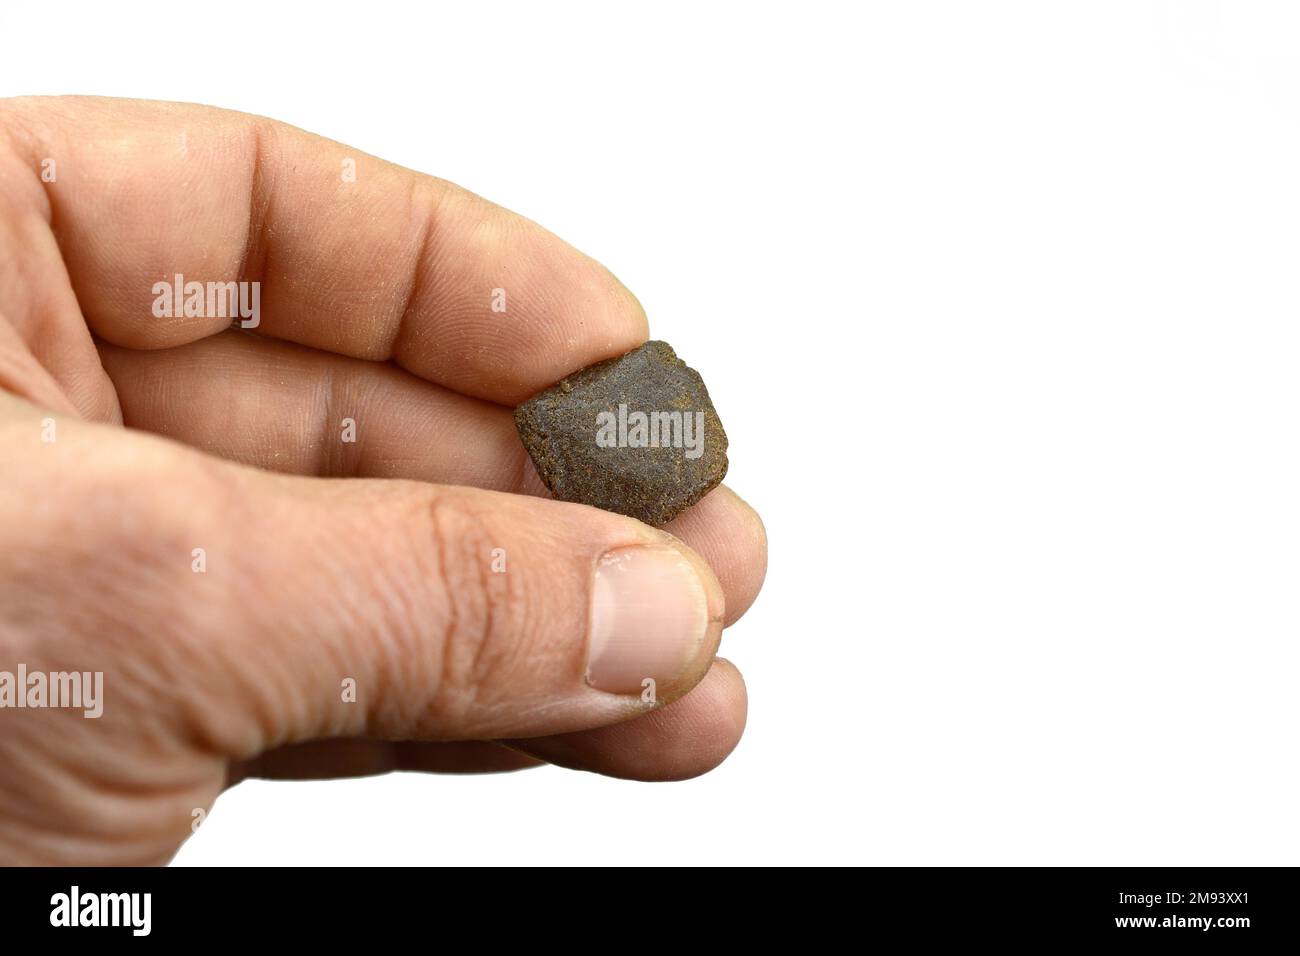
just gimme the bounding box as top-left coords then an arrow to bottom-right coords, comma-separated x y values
0,97 -> 767,865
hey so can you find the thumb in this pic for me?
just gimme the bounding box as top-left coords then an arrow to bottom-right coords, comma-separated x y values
190,454 -> 727,752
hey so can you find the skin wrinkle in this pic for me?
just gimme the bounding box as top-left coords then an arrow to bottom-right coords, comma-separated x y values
386,178 -> 440,364
0,720 -> 217,845
41,760 -> 218,833
426,493 -> 491,735
469,513 -> 500,712
235,120 -> 271,292
0,809 -> 182,866
1,112 -> 56,226
313,357 -> 340,476
0,329 -> 74,412
269,496 -> 378,745
347,496 -> 433,738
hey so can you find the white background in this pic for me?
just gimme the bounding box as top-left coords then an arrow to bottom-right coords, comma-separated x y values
3,1 -> 1298,865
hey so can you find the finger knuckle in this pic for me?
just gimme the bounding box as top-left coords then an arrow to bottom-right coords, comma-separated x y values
423,492 -> 522,730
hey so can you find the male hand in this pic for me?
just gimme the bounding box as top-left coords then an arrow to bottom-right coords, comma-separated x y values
0,97 -> 766,865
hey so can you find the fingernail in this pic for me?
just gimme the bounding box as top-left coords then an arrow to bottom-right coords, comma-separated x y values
586,545 -> 716,694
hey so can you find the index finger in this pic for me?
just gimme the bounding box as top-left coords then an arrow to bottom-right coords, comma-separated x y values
0,96 -> 648,404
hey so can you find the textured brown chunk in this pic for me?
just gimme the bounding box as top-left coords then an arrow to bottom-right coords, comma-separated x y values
514,341 -> 728,525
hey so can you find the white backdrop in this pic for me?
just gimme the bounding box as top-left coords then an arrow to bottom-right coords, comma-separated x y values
3,0 -> 1298,865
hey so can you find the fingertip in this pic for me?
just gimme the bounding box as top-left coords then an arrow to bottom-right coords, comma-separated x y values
662,485 -> 768,627
504,658 -> 747,781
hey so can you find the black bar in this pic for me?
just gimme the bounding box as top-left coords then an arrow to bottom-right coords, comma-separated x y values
0,866 -> 1290,943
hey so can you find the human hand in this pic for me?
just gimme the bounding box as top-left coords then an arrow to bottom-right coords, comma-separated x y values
0,97 -> 766,865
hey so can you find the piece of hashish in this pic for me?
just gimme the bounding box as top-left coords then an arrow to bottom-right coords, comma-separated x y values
514,341 -> 728,525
